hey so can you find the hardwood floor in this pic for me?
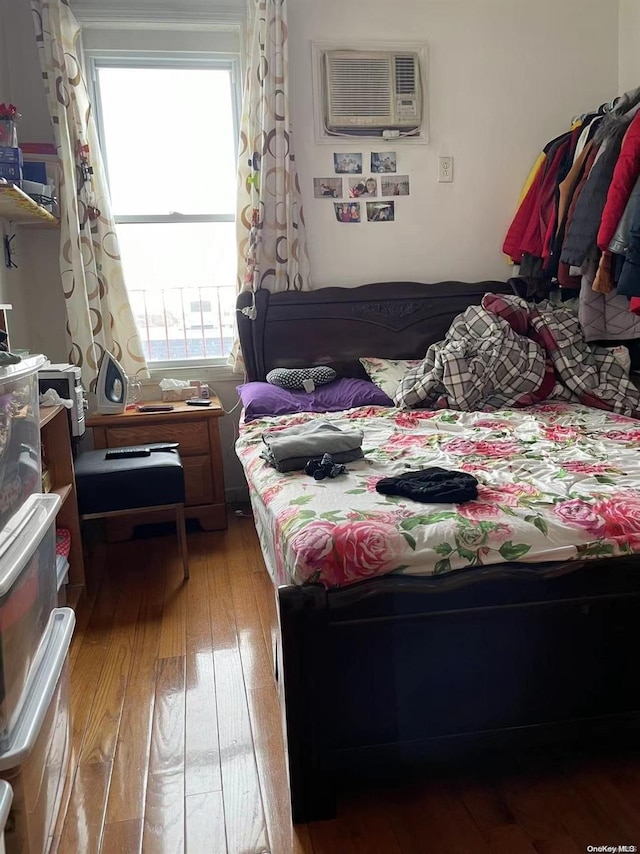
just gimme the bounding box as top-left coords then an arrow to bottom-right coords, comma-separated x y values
52,514 -> 640,853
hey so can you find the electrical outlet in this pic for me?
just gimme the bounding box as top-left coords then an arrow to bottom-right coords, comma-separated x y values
438,156 -> 454,183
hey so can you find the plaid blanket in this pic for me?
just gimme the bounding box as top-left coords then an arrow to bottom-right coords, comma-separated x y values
395,294 -> 640,417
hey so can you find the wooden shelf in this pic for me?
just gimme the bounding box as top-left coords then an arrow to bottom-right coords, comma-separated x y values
40,404 -> 85,593
0,183 -> 59,227
39,404 -> 64,429
52,483 -> 72,507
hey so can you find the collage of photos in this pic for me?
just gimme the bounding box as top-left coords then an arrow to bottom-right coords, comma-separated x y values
314,151 -> 409,224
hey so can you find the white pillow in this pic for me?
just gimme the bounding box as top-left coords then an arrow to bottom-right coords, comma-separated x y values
359,357 -> 422,399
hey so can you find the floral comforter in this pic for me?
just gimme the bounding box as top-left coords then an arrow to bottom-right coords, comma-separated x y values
236,403 -> 640,588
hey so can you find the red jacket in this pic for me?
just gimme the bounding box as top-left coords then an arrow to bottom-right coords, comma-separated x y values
503,133 -> 569,263
503,163 -> 546,263
523,137 -> 572,262
598,110 -> 640,250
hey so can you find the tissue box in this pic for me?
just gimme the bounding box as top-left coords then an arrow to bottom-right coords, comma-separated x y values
161,388 -> 199,402
160,380 -> 201,402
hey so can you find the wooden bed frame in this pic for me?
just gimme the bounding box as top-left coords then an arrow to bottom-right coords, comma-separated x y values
237,281 -> 640,823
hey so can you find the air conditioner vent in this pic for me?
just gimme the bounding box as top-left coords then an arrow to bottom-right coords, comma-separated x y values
395,55 -> 416,94
327,56 -> 392,117
323,49 -> 423,134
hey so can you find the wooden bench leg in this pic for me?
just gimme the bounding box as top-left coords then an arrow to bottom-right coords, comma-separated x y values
176,503 -> 189,580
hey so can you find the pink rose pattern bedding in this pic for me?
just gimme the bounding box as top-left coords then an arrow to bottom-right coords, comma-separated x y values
236,403 -> 640,588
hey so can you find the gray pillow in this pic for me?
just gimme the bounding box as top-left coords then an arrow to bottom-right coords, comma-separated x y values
266,366 -> 337,392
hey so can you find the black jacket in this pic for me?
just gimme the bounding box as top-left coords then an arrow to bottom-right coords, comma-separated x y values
560,138 -> 622,268
617,194 -> 640,298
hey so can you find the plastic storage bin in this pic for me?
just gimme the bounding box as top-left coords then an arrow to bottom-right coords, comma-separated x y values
0,356 -> 47,532
55,556 -> 68,607
0,781 -> 12,854
0,609 -> 74,854
0,493 -> 60,749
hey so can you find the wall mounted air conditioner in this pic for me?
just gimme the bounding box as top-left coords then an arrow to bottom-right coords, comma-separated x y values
323,50 -> 422,135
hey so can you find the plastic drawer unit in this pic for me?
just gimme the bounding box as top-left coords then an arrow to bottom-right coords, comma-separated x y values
0,609 -> 74,854
0,356 -> 47,532
55,556 -> 68,607
0,781 -> 12,854
0,493 -> 60,750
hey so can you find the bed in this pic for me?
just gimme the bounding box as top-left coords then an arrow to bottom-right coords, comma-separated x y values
236,281 -> 640,823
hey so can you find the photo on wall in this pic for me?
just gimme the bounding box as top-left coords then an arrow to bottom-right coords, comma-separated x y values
334,202 -> 361,223
381,175 -> 410,196
333,153 -> 363,174
313,178 -> 343,199
366,201 -> 395,222
348,177 -> 377,198
371,151 -> 397,173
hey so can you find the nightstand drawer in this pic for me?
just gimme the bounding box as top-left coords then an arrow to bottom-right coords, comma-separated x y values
182,455 -> 214,506
105,421 -> 209,456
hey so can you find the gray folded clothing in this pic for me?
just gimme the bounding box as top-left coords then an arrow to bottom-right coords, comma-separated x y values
260,446 -> 364,473
262,420 -> 364,463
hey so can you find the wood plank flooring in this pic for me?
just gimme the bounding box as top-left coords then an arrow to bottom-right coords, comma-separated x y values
53,514 -> 640,853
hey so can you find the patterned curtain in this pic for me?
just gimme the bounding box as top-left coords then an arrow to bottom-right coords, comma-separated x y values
30,0 -> 148,388
230,0 -> 311,368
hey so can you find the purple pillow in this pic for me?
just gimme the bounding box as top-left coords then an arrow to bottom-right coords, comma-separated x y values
237,378 -> 392,422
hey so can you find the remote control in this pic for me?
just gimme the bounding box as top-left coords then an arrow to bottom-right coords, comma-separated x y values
105,447 -> 151,459
186,398 -> 212,406
135,404 -> 174,413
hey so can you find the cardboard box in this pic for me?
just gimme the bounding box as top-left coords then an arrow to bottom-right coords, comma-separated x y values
19,143 -> 56,156
0,147 -> 22,165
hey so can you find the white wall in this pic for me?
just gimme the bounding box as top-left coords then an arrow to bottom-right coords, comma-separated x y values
619,0 -> 640,93
290,0 -> 620,287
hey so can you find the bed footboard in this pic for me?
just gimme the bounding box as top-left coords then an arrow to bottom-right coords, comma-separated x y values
277,566 -> 640,824
278,584 -> 336,823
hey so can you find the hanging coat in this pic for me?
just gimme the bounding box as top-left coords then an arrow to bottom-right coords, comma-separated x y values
618,195 -> 640,304
597,110 -> 640,251
518,136 -> 572,263
609,173 -> 640,255
559,137 -> 624,268
502,133 -> 570,263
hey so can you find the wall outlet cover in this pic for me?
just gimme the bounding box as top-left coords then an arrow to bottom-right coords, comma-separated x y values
438,156 -> 454,182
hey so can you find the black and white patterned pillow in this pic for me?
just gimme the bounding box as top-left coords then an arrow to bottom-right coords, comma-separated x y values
266,366 -> 337,391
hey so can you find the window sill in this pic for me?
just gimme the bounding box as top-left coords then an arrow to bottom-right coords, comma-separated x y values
147,362 -> 241,383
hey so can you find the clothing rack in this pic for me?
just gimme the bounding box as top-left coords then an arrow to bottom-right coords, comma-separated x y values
503,86 -> 640,344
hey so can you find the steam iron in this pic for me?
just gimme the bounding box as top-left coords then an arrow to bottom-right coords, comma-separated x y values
96,351 -> 128,414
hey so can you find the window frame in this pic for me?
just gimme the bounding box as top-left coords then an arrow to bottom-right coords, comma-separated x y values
88,51 -> 242,369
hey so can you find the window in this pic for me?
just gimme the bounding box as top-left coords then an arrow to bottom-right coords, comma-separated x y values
92,58 -> 240,365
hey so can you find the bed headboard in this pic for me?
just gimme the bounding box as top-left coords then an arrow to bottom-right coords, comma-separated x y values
237,280 -> 511,382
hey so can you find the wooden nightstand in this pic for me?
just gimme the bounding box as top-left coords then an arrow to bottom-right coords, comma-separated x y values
87,398 -> 227,539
